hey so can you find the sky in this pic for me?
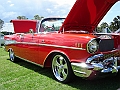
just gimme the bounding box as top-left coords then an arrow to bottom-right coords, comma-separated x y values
101,1 -> 120,24
0,0 -> 120,25
0,0 -> 75,23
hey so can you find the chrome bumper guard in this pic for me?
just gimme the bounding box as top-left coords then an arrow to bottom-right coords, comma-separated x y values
71,54 -> 120,78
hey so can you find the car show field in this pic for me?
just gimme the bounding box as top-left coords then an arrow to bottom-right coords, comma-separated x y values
0,47 -> 120,90
1,0 -> 120,89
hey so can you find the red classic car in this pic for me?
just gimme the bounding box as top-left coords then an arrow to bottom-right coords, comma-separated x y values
4,0 -> 120,83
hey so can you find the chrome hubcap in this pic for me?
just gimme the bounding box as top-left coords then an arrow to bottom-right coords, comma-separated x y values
52,55 -> 68,81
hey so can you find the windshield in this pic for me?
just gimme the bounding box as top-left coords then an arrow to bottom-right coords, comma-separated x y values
40,18 -> 65,32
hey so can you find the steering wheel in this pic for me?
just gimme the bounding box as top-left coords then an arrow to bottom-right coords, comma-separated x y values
44,26 -> 55,32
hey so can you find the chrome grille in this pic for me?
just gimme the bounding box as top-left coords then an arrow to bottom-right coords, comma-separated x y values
99,39 -> 114,52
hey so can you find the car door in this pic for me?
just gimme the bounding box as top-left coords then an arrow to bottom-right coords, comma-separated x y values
19,33 -> 41,64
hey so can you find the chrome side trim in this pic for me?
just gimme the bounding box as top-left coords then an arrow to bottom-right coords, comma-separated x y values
40,44 -> 86,50
5,40 -> 17,45
15,42 -> 86,50
15,55 -> 44,68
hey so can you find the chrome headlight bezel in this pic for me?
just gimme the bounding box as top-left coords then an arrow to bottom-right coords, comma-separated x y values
87,39 -> 99,54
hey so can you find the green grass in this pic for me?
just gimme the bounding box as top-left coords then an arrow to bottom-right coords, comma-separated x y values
0,47 -> 120,90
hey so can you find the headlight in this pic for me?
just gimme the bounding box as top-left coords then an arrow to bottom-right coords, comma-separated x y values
87,39 -> 99,54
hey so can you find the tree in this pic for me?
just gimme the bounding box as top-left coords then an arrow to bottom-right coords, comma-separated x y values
113,16 -> 120,29
33,15 -> 44,20
109,22 -> 116,32
95,26 -> 102,33
0,19 -> 4,30
99,22 -> 109,32
17,16 -> 28,20
100,22 -> 109,29
108,16 -> 120,32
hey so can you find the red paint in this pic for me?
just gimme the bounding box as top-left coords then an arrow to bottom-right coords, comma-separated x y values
4,0 -> 120,68
60,0 -> 118,33
11,20 -> 37,33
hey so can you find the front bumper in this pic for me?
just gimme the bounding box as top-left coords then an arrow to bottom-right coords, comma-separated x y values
71,53 -> 120,79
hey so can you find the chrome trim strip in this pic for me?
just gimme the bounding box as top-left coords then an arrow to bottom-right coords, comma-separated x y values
15,55 -> 44,68
40,44 -> 86,50
16,42 -> 86,50
5,40 -> 17,45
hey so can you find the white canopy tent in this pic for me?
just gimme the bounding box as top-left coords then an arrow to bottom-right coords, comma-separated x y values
0,23 -> 14,33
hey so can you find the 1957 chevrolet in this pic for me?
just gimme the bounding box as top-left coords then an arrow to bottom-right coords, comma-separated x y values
4,0 -> 120,83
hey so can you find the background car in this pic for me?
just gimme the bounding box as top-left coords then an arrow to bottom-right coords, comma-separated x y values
0,33 -> 5,47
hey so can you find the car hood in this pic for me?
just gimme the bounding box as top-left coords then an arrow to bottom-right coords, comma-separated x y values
60,0 -> 118,33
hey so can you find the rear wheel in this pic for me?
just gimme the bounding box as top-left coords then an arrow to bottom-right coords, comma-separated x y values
52,54 -> 74,83
9,49 -> 17,62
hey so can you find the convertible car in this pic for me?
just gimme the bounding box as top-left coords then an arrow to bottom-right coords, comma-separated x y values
4,0 -> 120,83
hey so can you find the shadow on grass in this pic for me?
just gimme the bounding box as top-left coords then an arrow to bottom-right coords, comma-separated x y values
69,74 -> 120,90
11,58 -> 120,90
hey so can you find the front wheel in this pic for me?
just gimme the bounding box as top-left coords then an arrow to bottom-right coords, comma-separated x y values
52,54 -> 74,83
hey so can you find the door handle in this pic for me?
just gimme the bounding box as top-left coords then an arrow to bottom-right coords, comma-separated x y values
41,40 -> 45,43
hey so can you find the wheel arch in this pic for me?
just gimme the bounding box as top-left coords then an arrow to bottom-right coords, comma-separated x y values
43,50 -> 70,68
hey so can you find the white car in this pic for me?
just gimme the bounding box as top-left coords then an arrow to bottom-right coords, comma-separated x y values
0,33 -> 5,47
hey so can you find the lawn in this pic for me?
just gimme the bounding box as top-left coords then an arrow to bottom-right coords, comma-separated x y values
0,47 -> 120,90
